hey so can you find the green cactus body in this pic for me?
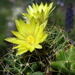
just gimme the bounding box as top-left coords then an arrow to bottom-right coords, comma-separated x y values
50,45 -> 75,75
46,26 -> 70,60
1,25 -> 71,75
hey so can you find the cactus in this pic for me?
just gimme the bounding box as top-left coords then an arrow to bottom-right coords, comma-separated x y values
50,45 -> 75,75
1,25 -> 71,75
46,26 -> 70,61
1,2 -> 74,75
1,49 -> 46,75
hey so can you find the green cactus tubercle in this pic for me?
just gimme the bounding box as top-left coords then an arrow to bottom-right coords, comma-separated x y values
50,45 -> 75,75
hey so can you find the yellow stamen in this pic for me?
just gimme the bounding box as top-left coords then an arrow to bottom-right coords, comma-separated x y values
27,35 -> 34,43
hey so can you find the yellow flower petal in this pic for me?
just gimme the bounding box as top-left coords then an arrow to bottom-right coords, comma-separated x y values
40,33 -> 48,43
49,2 -> 53,10
15,19 -> 26,36
28,5 -> 34,12
11,30 -> 25,40
35,44 -> 42,49
29,46 -> 35,52
22,2 -> 54,23
35,20 -> 47,37
5,2 -> 54,55
16,48 -> 28,55
5,37 -> 26,44
12,45 -> 20,49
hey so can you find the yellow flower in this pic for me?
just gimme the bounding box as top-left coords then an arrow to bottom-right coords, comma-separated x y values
22,2 -> 55,23
5,18 -> 48,55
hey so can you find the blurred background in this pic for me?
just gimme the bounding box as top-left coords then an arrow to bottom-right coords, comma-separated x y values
0,0 -> 75,57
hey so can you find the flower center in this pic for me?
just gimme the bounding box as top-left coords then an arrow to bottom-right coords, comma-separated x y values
27,35 -> 34,44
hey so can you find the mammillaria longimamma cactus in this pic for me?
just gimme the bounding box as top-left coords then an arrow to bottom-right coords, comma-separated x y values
0,2 -> 73,75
